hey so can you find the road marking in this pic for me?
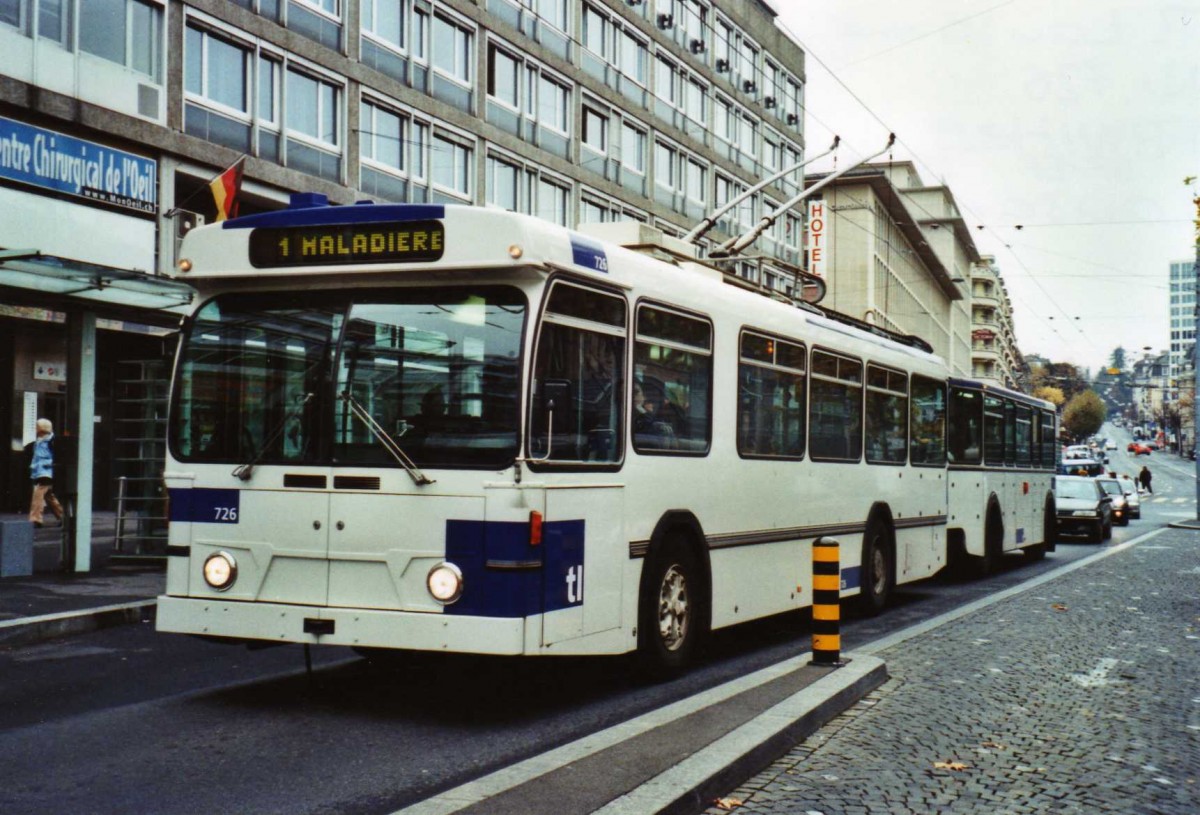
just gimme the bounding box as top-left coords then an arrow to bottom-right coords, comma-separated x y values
858,527 -> 1171,656
1071,658 -> 1119,687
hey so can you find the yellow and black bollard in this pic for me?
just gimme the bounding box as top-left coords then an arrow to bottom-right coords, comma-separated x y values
811,536 -> 841,665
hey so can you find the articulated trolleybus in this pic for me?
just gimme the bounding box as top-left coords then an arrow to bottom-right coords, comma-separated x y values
157,194 -> 1055,671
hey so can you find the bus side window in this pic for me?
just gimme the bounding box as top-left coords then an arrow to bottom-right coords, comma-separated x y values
910,376 -> 946,466
983,395 -> 1005,465
737,331 -> 806,459
809,350 -> 863,462
530,282 -> 627,464
633,305 -> 713,455
947,387 -> 982,464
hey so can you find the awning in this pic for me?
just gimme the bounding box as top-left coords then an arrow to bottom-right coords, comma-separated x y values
0,249 -> 195,319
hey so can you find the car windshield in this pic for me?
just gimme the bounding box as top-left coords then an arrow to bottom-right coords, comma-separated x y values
1098,480 -> 1122,495
1057,481 -> 1097,500
170,287 -> 526,468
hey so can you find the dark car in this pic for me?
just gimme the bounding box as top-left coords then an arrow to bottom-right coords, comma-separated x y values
1055,476 -> 1113,542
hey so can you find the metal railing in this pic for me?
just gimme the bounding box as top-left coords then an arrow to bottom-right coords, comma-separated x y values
113,476 -> 169,554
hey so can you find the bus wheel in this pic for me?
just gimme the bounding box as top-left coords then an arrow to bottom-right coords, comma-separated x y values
639,536 -> 703,675
980,506 -> 1003,576
858,518 -> 892,616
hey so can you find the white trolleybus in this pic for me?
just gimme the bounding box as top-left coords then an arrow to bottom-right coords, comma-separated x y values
157,194 -> 1056,671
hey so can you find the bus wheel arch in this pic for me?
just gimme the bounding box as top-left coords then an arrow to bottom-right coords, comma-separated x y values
637,511 -> 711,675
980,495 -> 1004,575
858,504 -> 895,616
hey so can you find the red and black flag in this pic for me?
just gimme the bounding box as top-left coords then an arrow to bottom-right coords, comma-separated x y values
209,157 -> 245,222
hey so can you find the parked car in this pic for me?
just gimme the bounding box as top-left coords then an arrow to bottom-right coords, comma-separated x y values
1105,440 -> 1117,451
1118,477 -> 1141,519
1054,476 -> 1112,542
1096,477 -> 1129,526
1128,442 -> 1153,455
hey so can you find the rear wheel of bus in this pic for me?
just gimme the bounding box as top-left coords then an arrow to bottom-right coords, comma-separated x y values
639,533 -> 705,676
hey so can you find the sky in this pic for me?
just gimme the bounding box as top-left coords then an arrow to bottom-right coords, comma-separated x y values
773,0 -> 1200,375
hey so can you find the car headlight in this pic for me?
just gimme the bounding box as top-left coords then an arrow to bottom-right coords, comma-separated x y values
1073,510 -> 1098,517
203,551 -> 238,591
427,562 -> 464,604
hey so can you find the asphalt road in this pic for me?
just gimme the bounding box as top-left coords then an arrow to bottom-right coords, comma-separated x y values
0,422 -> 1192,815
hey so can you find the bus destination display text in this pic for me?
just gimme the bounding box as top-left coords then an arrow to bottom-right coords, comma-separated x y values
248,221 -> 445,268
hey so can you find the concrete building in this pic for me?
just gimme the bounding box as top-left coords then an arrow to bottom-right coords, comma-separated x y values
969,255 -> 1022,389
803,161 -> 972,376
0,0 -> 812,534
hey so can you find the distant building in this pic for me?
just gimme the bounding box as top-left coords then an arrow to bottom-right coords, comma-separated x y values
1169,259 -> 1195,383
969,255 -> 1022,389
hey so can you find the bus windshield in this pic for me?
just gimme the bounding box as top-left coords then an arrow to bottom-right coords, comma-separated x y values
170,287 -> 526,469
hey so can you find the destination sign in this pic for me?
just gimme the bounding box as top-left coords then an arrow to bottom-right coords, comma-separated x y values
248,221 -> 445,268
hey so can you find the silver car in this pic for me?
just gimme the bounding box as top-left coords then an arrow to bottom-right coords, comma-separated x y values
1096,477 -> 1129,526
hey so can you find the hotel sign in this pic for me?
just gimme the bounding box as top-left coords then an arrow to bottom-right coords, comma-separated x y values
0,115 -> 156,213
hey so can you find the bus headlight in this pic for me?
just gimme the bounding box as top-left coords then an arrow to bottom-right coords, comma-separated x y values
203,551 -> 238,591
427,562 -> 463,604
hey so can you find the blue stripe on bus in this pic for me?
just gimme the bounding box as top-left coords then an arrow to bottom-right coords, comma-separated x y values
168,488 -> 240,524
570,235 -> 609,273
223,202 -> 446,230
840,566 -> 860,591
444,519 -> 585,618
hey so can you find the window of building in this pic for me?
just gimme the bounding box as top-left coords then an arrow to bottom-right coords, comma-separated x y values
431,131 -> 472,200
361,0 -> 402,47
286,66 -> 339,147
432,12 -> 472,86
582,3 -> 610,60
685,157 -> 706,207
80,0 -> 163,82
487,43 -> 520,109
186,26 -> 250,114
538,74 -> 570,134
621,121 -> 646,175
618,29 -> 647,86
535,176 -> 570,226
537,0 -> 567,31
738,332 -> 805,458
634,305 -> 712,454
38,0 -> 69,44
583,106 -> 608,154
654,140 -> 677,194
684,78 -> 707,124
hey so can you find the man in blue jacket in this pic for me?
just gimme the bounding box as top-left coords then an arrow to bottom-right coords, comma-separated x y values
27,418 -> 64,527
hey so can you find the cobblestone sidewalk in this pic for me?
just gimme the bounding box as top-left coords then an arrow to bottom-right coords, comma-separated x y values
706,532 -> 1200,814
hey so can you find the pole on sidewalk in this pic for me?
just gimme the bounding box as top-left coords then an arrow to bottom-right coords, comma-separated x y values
811,537 -> 842,666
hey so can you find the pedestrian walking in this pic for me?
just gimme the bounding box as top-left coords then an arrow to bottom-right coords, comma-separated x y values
25,418 -> 64,527
1139,465 -> 1153,494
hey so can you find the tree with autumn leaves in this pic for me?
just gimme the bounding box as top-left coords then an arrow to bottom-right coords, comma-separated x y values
1062,389 -> 1107,440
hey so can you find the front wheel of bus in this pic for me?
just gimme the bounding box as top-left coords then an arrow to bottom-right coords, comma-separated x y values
858,519 -> 892,616
639,537 -> 703,676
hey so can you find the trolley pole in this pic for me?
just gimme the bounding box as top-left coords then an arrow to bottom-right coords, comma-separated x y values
811,537 -> 842,666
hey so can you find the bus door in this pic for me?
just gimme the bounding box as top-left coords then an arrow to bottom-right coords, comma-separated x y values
540,485 -> 625,646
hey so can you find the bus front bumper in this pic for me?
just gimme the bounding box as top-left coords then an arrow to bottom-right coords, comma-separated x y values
156,595 -> 528,654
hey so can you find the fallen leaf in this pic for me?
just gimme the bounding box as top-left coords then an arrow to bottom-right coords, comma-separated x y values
1051,603 -> 1069,612
981,741 -> 1006,750
713,798 -> 743,811
934,761 -> 970,771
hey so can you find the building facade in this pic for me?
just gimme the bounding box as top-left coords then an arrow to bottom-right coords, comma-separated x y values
1169,258 -> 1195,384
969,255 -> 1022,389
0,0 -> 812,514
804,161 -> 972,376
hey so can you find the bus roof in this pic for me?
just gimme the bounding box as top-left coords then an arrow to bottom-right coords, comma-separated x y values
948,377 -> 1055,411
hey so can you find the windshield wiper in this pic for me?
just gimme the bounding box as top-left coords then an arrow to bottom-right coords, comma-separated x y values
232,393 -> 314,481
339,391 -> 435,486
